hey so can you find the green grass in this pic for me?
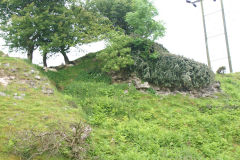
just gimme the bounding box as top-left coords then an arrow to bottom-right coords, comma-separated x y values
0,57 -> 82,160
42,53 -> 240,159
1,53 -> 240,159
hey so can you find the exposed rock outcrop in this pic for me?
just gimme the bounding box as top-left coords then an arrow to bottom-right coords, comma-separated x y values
111,72 -> 221,98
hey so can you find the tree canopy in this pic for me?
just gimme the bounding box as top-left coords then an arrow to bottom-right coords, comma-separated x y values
0,0 -> 68,62
0,0 -> 111,66
126,0 -> 165,40
0,0 -> 165,68
90,0 -> 165,40
90,0 -> 134,34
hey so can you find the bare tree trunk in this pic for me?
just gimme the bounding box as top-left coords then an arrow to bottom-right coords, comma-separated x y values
27,45 -> 34,62
61,52 -> 70,64
43,53 -> 47,67
60,48 -> 70,64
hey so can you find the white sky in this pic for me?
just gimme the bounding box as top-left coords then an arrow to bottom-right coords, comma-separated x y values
155,0 -> 240,73
0,0 -> 239,72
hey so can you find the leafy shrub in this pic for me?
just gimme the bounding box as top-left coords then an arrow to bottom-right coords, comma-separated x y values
128,38 -> 215,90
216,66 -> 226,74
133,52 -> 215,90
98,35 -> 214,90
97,31 -> 134,72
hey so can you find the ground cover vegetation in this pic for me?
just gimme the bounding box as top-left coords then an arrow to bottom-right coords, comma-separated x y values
43,54 -> 240,159
1,0 -> 239,159
1,52 -> 240,159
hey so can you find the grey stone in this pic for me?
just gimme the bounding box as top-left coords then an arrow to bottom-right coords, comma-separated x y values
42,88 -> 54,95
0,77 -> 9,86
35,76 -> 41,80
11,68 -> 17,72
30,70 -> 35,74
44,67 -> 57,72
3,63 -> 10,67
19,88 -> 27,91
136,82 -> 151,89
66,64 -> 74,67
0,92 -> 7,96
9,76 -> 15,80
27,80 -> 38,88
14,95 -> 23,100
48,68 -> 57,72
21,93 -> 26,97
24,73 -> 29,77
213,82 -> 221,89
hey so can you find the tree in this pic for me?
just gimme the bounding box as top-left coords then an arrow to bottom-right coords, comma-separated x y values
89,0 -> 133,34
0,0 -> 68,62
125,0 -> 165,40
95,0 -> 166,73
39,3 -> 111,67
0,0 -> 111,66
90,0 -> 165,40
1,3 -> 38,62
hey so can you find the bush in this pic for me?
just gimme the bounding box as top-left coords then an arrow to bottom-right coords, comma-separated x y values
98,36 -> 215,90
133,52 -> 215,90
216,66 -> 226,74
97,31 -> 134,72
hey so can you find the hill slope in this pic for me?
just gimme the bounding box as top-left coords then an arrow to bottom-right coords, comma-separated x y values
1,54 -> 240,159
0,57 -> 82,160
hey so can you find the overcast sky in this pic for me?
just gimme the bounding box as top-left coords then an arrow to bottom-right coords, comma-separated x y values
0,0 -> 239,72
155,0 -> 240,73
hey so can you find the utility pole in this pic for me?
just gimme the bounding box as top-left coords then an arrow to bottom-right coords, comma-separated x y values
186,0 -> 233,72
186,0 -> 212,69
200,0 -> 211,69
220,0 -> 233,73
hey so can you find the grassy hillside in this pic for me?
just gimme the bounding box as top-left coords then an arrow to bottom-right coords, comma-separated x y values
1,54 -> 240,159
0,57 -> 82,160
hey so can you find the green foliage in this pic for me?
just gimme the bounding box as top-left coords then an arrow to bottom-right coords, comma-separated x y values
90,0 -> 134,34
126,0 -> 165,40
0,0 -> 111,64
40,2 -> 111,64
97,31 -> 134,72
98,36 -> 214,90
133,52 -> 215,90
90,0 -> 165,39
2,56 -> 240,159
0,56 -> 83,160
41,55 -> 240,159
217,66 -> 226,74
0,0 -> 69,62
